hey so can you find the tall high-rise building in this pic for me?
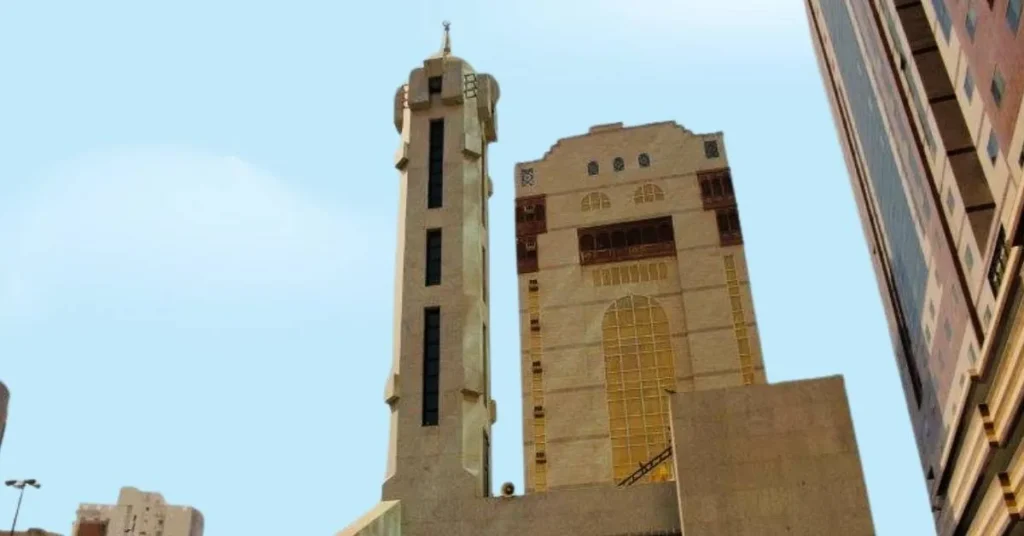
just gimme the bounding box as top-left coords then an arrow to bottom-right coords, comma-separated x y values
1,381 -> 8,458
338,25 -> 875,536
512,122 -> 767,491
72,487 -> 204,536
805,0 -> 1024,533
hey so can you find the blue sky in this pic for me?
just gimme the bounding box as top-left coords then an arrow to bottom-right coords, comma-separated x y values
0,1 -> 935,534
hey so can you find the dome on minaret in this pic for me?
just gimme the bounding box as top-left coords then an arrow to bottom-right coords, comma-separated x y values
426,21 -> 474,71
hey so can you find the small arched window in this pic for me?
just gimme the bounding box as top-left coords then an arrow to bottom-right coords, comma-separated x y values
633,183 -> 665,204
587,161 -> 600,176
613,157 -> 625,172
596,232 -> 611,249
638,153 -> 651,167
581,192 -> 611,212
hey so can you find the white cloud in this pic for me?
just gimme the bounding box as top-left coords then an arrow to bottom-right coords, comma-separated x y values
0,146 -> 369,317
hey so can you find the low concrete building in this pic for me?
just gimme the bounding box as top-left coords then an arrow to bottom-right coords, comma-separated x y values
72,487 -> 203,536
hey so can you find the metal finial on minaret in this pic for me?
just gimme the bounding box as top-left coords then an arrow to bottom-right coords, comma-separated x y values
441,20 -> 452,56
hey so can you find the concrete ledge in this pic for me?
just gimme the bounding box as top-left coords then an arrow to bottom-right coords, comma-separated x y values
336,501 -> 401,536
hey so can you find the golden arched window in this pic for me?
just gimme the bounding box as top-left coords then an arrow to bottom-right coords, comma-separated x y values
633,183 -> 665,204
603,295 -> 676,484
581,192 -> 611,212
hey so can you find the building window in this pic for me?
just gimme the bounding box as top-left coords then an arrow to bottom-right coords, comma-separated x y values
1008,0 -> 1022,33
482,431 -> 491,496
482,324 -> 489,400
703,140 -> 720,158
581,191 -> 611,212
987,131 -> 999,165
946,187 -> 956,212
428,119 -> 444,208
716,207 -> 743,246
964,68 -> 975,100
992,68 -> 1006,107
638,153 -> 651,167
633,183 -> 665,204
482,245 -> 488,303
613,157 -> 625,172
515,196 -> 547,236
587,161 -> 599,176
428,76 -> 442,95
426,229 -> 442,286
966,7 -> 978,40
698,169 -> 735,209
578,216 -> 676,266
603,294 -> 676,484
988,227 -> 1009,293
943,319 -> 953,341
965,246 -> 975,271
422,307 -> 441,426
516,236 -> 539,274
932,0 -> 953,40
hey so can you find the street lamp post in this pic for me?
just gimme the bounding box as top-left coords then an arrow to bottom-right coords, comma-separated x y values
5,479 -> 41,536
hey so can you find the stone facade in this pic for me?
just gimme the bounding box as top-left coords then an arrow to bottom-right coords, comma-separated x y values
513,121 -> 766,491
72,487 -> 203,536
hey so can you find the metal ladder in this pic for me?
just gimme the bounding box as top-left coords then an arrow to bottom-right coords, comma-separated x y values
617,445 -> 674,487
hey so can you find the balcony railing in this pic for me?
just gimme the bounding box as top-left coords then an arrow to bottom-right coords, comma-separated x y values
580,242 -> 675,266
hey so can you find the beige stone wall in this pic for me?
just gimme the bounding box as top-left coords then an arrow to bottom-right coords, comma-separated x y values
515,122 -> 766,491
669,376 -> 874,535
382,47 -> 500,504
72,487 -> 203,536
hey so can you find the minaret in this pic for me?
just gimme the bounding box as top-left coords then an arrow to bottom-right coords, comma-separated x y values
382,22 -> 500,501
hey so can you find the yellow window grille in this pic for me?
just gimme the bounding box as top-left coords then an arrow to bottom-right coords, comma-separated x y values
633,183 -> 665,204
581,191 -> 612,212
603,294 -> 677,484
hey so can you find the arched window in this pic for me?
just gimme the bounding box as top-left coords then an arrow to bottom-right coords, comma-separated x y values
603,295 -> 676,484
633,183 -> 665,204
587,161 -> 600,176
613,157 -> 625,171
638,153 -> 651,167
596,232 -> 611,250
581,192 -> 611,212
